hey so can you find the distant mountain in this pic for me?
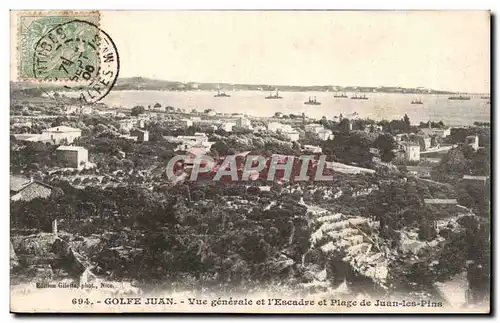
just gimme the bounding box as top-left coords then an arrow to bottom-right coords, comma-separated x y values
113,77 -> 457,94
10,78 -> 459,95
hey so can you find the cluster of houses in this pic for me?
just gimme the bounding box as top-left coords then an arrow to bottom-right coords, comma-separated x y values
164,132 -> 215,156
13,126 -> 82,145
13,125 -> 91,170
265,122 -> 335,142
393,123 -> 453,162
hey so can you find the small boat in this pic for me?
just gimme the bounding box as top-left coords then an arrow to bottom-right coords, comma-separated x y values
304,96 -> 321,105
350,93 -> 368,100
334,92 -> 348,98
448,95 -> 471,100
411,99 -> 423,104
265,89 -> 283,99
214,89 -> 230,97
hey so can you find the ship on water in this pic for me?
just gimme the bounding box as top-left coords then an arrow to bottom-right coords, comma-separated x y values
304,96 -> 321,105
411,98 -> 423,105
214,89 -> 231,98
265,89 -> 283,99
350,93 -> 368,100
480,95 -> 490,100
334,92 -> 348,98
448,95 -> 471,100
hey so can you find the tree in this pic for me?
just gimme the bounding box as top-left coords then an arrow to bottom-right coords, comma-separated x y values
374,134 -> 397,162
153,102 -> 162,108
403,114 -> 411,132
131,106 -> 145,116
436,148 -> 466,181
418,222 -> 437,241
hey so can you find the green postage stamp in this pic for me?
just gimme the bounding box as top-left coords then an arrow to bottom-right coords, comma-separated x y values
16,11 -> 101,80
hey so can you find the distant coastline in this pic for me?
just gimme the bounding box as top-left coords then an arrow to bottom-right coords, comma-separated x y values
10,77 -> 487,96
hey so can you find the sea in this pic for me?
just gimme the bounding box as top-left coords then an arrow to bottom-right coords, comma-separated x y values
100,90 -> 491,127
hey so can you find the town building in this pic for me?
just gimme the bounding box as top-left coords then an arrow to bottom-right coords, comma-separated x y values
419,123 -> 451,138
252,125 -> 266,133
267,122 -> 284,132
303,145 -> 323,154
152,106 -> 166,113
179,119 -> 194,128
119,135 -> 138,141
423,199 -> 468,218
462,175 -> 489,187
433,128 -> 451,138
42,126 -> 81,144
283,130 -> 300,141
236,117 -> 252,128
130,129 -> 149,142
221,122 -> 236,132
465,135 -> 479,150
415,135 -> 432,151
344,119 -> 353,132
406,166 -> 432,178
424,198 -> 458,205
370,124 -> 383,132
304,124 -> 324,134
56,146 -> 89,169
136,119 -> 145,129
11,121 -> 33,128
401,142 -> 420,161
13,134 -> 42,142
10,175 -> 54,202
317,129 -> 333,141
63,106 -> 80,115
394,134 -> 408,142
80,106 -> 94,115
118,119 -> 136,132
205,109 -> 217,117
168,133 -> 214,153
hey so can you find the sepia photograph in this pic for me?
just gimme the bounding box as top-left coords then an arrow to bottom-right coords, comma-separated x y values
9,10 -> 491,314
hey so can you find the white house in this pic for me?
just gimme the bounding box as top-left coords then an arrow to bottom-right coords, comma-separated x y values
221,122 -> 236,132
56,146 -> 88,169
118,119 -> 136,132
433,128 -> 451,138
465,135 -> 479,150
317,129 -> 333,141
304,124 -> 324,134
236,117 -> 252,128
42,126 -> 81,144
130,129 -> 149,142
63,106 -> 80,115
267,122 -> 286,132
283,130 -> 300,141
402,142 -> 420,162
179,119 -> 194,128
303,145 -> 323,154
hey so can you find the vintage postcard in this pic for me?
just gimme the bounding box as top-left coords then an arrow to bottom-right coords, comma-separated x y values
9,10 -> 491,314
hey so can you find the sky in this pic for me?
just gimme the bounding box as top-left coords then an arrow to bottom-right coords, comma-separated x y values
12,10 -> 491,93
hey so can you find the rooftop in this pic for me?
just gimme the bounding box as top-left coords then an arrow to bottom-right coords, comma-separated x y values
13,134 -> 40,140
10,175 -> 54,193
463,175 -> 489,181
10,175 -> 31,192
44,126 -> 81,133
424,199 -> 458,205
131,128 -> 148,134
56,145 -> 88,152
